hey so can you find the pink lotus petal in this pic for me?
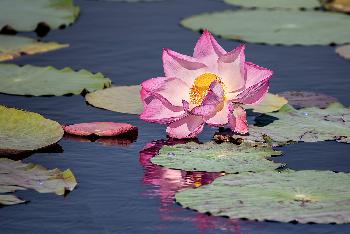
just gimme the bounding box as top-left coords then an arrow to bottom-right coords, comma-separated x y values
193,30 -> 226,70
228,104 -> 248,134
63,122 -> 138,137
245,62 -> 273,89
166,114 -> 204,139
233,78 -> 269,105
163,49 -> 208,86
141,77 -> 190,106
140,90 -> 185,124
205,103 -> 229,127
191,81 -> 225,117
218,44 -> 246,93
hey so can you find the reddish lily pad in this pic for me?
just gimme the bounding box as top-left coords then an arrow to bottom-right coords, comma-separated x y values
63,122 -> 138,137
278,91 -> 339,109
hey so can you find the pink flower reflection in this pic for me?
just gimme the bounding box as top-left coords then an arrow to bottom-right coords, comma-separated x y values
139,139 -> 242,233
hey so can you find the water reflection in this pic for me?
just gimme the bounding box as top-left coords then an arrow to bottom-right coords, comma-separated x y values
139,139 -> 244,233
63,134 -> 137,146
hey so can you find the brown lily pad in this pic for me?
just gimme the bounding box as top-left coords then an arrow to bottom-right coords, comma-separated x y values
278,91 -> 338,109
336,44 -> 350,60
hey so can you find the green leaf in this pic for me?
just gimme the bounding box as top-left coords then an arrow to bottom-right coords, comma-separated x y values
175,170 -> 350,224
0,0 -> 80,33
0,158 -> 77,206
181,9 -> 350,45
0,105 -> 64,155
214,103 -> 350,146
0,64 -> 111,96
336,44 -> 350,60
86,85 -> 142,114
0,194 -> 25,205
151,142 -> 283,173
0,35 -> 68,61
223,0 -> 320,9
244,93 -> 288,113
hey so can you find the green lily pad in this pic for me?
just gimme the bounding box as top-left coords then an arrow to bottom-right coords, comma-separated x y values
0,194 -> 25,205
223,0 -> 320,9
336,44 -> 350,60
320,0 -> 350,13
214,103 -> 350,146
0,64 -> 111,96
278,91 -> 339,109
175,170 -> 350,224
181,9 -> 350,45
244,93 -> 288,113
0,0 -> 80,35
0,105 -> 64,155
151,142 -> 283,173
0,158 -> 77,206
85,85 -> 142,114
0,35 -> 68,61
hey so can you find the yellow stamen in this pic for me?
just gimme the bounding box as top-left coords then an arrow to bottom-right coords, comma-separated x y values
189,73 -> 226,105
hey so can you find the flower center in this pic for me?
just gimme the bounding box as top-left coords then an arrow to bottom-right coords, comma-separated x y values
189,73 -> 225,105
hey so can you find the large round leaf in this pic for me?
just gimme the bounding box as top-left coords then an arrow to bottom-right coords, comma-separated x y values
0,0 -> 80,34
0,105 -> 64,155
214,103 -> 350,146
175,170 -> 350,224
0,35 -> 68,61
0,64 -> 111,96
151,142 -> 283,173
85,85 -> 142,114
0,158 -> 77,205
181,9 -> 350,45
223,0 -> 320,9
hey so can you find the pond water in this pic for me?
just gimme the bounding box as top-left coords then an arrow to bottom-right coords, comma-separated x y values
1,0 -> 350,233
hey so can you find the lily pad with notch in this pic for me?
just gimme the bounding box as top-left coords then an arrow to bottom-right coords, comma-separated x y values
151,141 -> 283,173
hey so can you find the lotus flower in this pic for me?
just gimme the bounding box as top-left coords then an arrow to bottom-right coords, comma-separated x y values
140,30 -> 273,139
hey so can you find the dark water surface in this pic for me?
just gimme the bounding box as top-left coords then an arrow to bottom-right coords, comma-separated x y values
1,0 -> 350,233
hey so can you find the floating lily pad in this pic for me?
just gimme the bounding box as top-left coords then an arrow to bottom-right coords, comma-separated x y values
0,35 -> 68,61
85,85 -> 142,114
0,0 -> 80,35
244,93 -> 288,113
181,9 -> 350,45
214,103 -> 350,146
336,44 -> 350,60
278,91 -> 339,109
0,158 -> 77,206
223,0 -> 320,9
63,122 -> 138,137
0,194 -> 25,206
175,170 -> 350,224
321,0 -> 350,13
0,105 -> 64,155
0,64 -> 111,96
151,142 -> 283,173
